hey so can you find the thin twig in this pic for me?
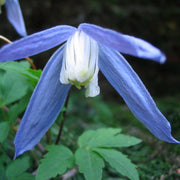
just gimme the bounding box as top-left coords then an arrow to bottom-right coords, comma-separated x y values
46,130 -> 51,145
55,93 -> 70,145
0,35 -> 11,43
0,35 -> 37,70
25,56 -> 37,70
61,167 -> 78,180
37,143 -> 46,154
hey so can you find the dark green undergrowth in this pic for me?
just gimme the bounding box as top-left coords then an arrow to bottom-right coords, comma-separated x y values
65,91 -> 180,179
0,62 -> 180,179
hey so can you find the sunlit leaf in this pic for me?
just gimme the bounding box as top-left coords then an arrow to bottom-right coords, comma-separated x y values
78,128 -> 141,148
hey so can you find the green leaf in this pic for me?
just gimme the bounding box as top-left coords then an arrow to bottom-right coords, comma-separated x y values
8,93 -> 31,122
78,130 -> 95,147
36,145 -> 74,180
0,162 -> 6,180
6,156 -> 30,179
75,148 -> 104,180
11,173 -> 35,180
78,128 -> 141,149
0,61 -> 30,73
0,61 -> 41,86
0,72 -> 30,107
0,121 -> 10,143
94,148 -> 139,180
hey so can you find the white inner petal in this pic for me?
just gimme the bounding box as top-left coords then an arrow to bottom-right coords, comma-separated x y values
60,30 -> 100,97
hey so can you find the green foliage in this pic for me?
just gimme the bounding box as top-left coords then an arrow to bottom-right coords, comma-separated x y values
0,60 -> 179,180
6,156 -> 32,180
75,128 -> 140,180
78,128 -> 141,148
10,173 -> 35,180
0,71 -> 30,107
0,61 -> 39,179
8,93 -> 31,123
94,148 -> 139,180
36,145 -> 74,180
75,148 -> 104,180
34,128 -> 140,180
0,121 -> 10,143
0,61 -> 41,87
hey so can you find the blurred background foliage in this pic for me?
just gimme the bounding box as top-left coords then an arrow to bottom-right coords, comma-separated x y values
0,0 -> 180,179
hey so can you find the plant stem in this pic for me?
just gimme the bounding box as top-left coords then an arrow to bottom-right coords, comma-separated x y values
55,93 -> 70,145
46,130 -> 51,145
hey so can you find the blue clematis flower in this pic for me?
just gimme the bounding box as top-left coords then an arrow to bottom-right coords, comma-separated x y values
0,23 -> 179,158
4,0 -> 27,36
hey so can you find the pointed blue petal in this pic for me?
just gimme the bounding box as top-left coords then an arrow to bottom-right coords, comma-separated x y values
99,45 -> 179,143
5,0 -> 27,36
14,45 -> 71,158
0,25 -> 76,62
79,23 -> 166,63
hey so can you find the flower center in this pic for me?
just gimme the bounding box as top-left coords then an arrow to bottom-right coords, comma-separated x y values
60,30 -> 100,97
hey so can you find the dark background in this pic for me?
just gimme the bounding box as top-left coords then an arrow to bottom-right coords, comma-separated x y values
0,0 -> 180,99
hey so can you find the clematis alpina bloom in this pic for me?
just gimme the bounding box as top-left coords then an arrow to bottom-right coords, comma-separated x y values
4,0 -> 26,36
0,23 -> 179,157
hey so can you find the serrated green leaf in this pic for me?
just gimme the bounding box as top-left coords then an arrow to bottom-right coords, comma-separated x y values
6,156 -> 30,179
88,133 -> 141,148
36,145 -> 74,180
75,148 -> 104,180
0,121 -> 10,143
94,148 -> 139,180
78,128 -> 121,147
0,72 -> 30,107
78,128 -> 141,149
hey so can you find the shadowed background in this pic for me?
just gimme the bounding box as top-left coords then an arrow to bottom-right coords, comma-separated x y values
0,0 -> 179,98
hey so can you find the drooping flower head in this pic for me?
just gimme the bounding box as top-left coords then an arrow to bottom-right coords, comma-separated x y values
0,23 -> 179,158
60,30 -> 100,97
1,0 -> 26,36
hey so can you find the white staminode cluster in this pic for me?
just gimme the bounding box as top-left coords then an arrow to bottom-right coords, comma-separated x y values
60,30 -> 100,97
